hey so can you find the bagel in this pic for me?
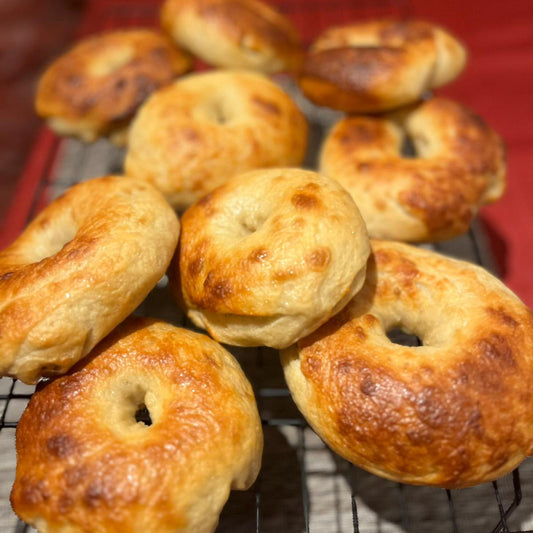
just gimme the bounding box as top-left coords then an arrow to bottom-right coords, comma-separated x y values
124,69 -> 308,210
319,97 -> 506,242
35,29 -> 193,145
160,0 -> 304,73
298,19 -> 467,112
281,240 -> 533,489
0,176 -> 179,384
11,317 -> 263,533
170,168 -> 370,349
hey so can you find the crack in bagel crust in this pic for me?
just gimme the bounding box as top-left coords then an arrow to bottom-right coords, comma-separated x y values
281,240 -> 533,488
10,318 -> 263,533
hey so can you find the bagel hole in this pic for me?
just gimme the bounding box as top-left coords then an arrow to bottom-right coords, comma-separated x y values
237,211 -> 267,238
400,135 -> 417,158
121,384 -> 154,428
134,403 -> 153,426
31,223 -> 77,263
386,327 -> 422,347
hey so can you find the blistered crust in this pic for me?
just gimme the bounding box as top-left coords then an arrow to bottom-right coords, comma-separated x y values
319,97 -> 506,242
299,19 -> 467,112
124,69 -> 308,210
11,318 -> 263,532
0,176 -> 180,383
35,29 -> 193,145
161,0 -> 303,73
281,240 -> 533,488
170,168 -> 370,348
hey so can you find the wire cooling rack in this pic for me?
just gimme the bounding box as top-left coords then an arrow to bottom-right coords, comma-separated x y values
2,0 -> 533,532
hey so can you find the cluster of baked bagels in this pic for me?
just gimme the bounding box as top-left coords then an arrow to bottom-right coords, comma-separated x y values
2,0 -> 533,531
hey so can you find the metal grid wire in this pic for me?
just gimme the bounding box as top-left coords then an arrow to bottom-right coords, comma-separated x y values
2,1 -> 533,532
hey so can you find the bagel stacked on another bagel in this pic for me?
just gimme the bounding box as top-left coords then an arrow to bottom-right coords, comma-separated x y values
11,317 -> 263,533
319,97 -> 506,242
35,29 -> 193,146
281,240 -> 533,489
124,69 -> 308,210
171,168 -> 370,349
0,176 -> 179,384
298,19 -> 467,113
160,0 -> 304,73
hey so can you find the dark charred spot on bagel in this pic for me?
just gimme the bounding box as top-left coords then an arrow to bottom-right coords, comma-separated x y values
252,96 -> 281,115
478,334 -> 516,367
188,256 -> 205,276
339,120 -> 383,146
486,307 -> 519,328
306,247 -> 331,270
66,74 -> 82,87
114,77 -> 127,91
46,433 -> 78,458
19,477 -> 51,505
84,480 -> 111,508
0,271 -> 14,282
360,374 -> 377,396
78,94 -> 97,112
203,272 -> 233,300
182,127 -> 201,143
150,45 -> 170,60
304,47 -> 404,93
64,466 -> 88,488
292,192 -> 319,209
249,247 -> 269,263
57,493 -> 74,514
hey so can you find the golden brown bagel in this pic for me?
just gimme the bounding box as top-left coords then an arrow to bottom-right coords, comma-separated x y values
281,240 -> 533,489
11,317 -> 263,533
35,29 -> 193,145
124,69 -> 308,210
299,19 -> 467,112
160,0 -> 303,73
319,97 -> 506,242
0,176 -> 179,384
170,168 -> 370,349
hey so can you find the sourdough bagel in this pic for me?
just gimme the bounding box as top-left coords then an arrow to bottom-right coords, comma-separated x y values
11,317 -> 263,533
170,168 -> 370,349
319,97 -> 506,242
36,29 -> 193,145
124,70 -> 308,210
281,240 -> 533,489
160,0 -> 303,73
0,176 -> 179,384
298,19 -> 467,112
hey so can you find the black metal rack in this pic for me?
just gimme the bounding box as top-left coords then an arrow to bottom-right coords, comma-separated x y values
2,1 -> 533,531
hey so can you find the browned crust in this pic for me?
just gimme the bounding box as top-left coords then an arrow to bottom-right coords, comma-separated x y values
319,97 -> 506,242
299,19 -> 466,112
282,241 -> 533,488
0,176 -> 180,384
11,318 -> 262,532
161,0 -> 303,72
35,29 -> 193,138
